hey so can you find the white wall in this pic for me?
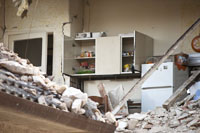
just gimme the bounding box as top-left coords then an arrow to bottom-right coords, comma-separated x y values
0,0 -> 4,42
4,0 -> 71,84
70,0 -> 84,38
83,0 -> 200,55
84,79 -> 141,101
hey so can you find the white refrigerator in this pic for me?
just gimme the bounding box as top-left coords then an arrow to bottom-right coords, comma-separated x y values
141,62 -> 188,112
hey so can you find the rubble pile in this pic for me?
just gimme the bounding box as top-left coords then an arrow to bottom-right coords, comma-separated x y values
116,98 -> 200,133
0,44 -> 116,125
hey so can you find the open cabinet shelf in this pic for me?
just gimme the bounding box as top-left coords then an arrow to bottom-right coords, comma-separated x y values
121,36 -> 134,73
64,36 -> 96,75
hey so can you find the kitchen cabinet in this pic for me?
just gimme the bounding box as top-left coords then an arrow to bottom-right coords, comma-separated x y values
96,36 -> 121,74
120,31 -> 153,74
63,31 -> 153,76
63,36 -> 96,75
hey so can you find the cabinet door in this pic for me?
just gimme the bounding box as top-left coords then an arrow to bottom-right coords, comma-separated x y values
134,31 -> 153,71
96,36 -> 121,74
63,36 -> 80,75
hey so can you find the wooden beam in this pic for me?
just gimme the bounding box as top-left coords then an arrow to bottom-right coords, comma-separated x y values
98,83 -> 113,111
112,18 -> 200,115
163,71 -> 200,110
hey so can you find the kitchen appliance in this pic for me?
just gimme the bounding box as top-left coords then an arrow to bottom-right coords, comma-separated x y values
92,32 -> 106,38
188,53 -> 200,66
141,62 -> 188,112
76,32 -> 91,38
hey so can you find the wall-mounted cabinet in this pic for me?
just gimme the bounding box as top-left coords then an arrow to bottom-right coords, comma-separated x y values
64,36 -> 96,75
120,31 -> 153,74
63,31 -> 153,76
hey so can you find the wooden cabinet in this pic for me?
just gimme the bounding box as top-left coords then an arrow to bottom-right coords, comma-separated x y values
63,31 -> 153,76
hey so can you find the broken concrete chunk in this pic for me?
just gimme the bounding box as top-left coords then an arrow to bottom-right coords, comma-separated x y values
38,96 -> 47,106
60,103 -> 69,112
105,112 -> 116,124
71,99 -> 84,114
187,119 -> 199,127
95,110 -> 105,123
180,117 -> 193,124
153,107 -> 167,117
178,113 -> 190,120
56,85 -> 67,94
52,98 -> 62,105
84,98 -> 99,120
149,126 -> 173,133
17,58 -> 28,66
23,87 -> 37,96
188,110 -> 196,114
62,96 -> 73,109
127,113 -> 147,120
20,75 -> 28,82
116,121 -> 128,131
169,120 -> 180,128
0,60 -> 41,75
175,109 -> 182,117
32,75 -> 48,89
62,87 -> 88,105
142,123 -> 153,129
127,119 -> 138,130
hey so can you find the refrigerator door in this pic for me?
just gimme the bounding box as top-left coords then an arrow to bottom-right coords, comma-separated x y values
142,62 -> 173,88
142,87 -> 173,112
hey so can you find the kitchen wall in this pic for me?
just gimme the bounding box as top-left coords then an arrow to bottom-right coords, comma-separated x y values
0,0 -> 4,42
4,0 -> 71,84
83,0 -> 200,101
83,0 -> 200,55
2,0 -> 200,101
70,0 -> 84,38
84,79 -> 141,101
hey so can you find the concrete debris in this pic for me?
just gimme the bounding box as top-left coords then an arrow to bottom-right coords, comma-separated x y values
38,96 -> 48,106
116,98 -> 200,132
62,87 -> 88,105
56,85 -> 67,94
127,119 -> 138,130
127,113 -> 147,120
71,99 -> 85,114
95,110 -> 106,123
116,121 -> 128,131
0,45 -> 111,124
0,60 -> 41,75
105,112 -> 116,124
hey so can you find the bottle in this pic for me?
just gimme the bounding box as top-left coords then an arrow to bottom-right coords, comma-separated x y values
131,64 -> 135,74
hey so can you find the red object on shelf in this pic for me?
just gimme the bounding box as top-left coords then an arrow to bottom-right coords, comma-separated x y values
89,63 -> 95,69
80,61 -> 88,67
174,53 -> 188,71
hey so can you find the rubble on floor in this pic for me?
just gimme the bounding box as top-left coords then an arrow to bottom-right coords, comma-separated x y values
0,44 -> 116,125
115,97 -> 200,133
